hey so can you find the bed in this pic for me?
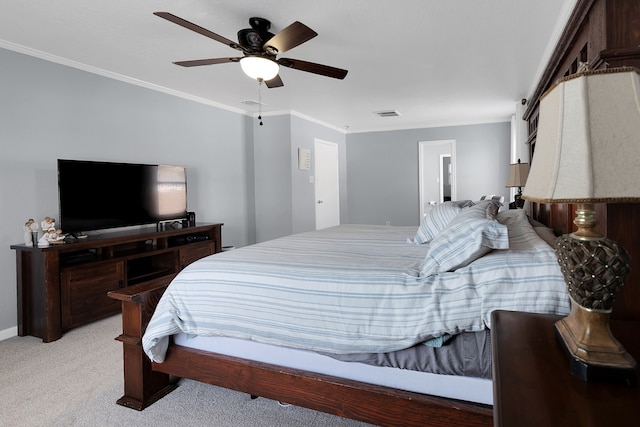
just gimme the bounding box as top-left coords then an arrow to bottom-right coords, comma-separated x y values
109,201 -> 570,427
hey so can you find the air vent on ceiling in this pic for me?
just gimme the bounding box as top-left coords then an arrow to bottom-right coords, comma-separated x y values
241,100 -> 264,106
374,110 -> 401,117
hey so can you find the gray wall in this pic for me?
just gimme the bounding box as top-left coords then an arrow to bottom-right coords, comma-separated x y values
346,123 -> 511,226
253,114 -> 293,242
252,114 -> 347,242
290,115 -> 347,234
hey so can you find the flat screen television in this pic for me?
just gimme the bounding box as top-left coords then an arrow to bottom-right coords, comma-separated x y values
57,159 -> 188,234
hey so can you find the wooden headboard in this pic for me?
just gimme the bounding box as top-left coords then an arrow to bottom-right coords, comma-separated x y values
524,0 -> 640,321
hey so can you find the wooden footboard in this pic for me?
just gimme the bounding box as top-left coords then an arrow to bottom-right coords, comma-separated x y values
108,282 -> 493,427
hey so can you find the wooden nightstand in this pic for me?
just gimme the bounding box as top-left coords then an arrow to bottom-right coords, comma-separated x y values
491,310 -> 640,427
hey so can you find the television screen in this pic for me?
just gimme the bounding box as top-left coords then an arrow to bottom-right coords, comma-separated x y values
57,159 -> 188,233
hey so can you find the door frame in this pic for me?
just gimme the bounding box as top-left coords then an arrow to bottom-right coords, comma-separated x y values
418,140 -> 457,219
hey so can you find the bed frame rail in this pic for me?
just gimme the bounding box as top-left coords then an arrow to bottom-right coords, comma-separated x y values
108,282 -> 492,427
156,345 -> 492,427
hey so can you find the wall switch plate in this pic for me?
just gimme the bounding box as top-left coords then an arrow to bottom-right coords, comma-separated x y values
298,148 -> 311,171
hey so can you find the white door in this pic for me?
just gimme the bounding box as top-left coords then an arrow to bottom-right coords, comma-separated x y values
315,140 -> 340,230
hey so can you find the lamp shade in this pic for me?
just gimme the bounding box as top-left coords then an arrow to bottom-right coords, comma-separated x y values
522,67 -> 640,203
506,161 -> 529,188
240,56 -> 280,81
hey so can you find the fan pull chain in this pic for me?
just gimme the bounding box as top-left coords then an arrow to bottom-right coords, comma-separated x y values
257,79 -> 264,126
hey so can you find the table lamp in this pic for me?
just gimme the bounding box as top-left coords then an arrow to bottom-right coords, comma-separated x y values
522,65 -> 640,382
505,159 -> 529,208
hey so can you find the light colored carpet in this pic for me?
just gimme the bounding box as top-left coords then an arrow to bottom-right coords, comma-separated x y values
0,315 -> 372,426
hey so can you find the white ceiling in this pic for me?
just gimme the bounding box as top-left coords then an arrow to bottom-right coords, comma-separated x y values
0,0 -> 576,133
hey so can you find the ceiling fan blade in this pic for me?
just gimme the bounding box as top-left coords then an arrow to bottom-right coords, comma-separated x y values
265,74 -> 284,88
154,12 -> 245,51
278,58 -> 348,79
173,57 -> 241,67
264,22 -> 317,54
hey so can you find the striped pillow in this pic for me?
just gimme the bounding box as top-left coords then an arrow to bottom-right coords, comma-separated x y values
420,200 -> 508,274
412,200 -> 474,244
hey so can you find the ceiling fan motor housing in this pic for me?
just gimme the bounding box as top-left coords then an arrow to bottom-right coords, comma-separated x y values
238,17 -> 275,52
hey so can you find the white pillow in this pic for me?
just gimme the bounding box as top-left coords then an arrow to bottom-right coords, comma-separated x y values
411,200 -> 474,244
420,200 -> 508,274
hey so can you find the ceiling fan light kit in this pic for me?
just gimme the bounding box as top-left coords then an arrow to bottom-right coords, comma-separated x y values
240,56 -> 280,81
154,12 -> 348,88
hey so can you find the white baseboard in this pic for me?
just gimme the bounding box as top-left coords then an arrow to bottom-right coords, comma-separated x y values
0,326 -> 18,341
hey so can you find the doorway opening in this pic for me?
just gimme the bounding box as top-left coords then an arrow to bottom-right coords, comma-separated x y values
440,154 -> 452,202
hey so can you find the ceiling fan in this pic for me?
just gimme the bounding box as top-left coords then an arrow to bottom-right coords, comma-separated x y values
154,12 -> 348,88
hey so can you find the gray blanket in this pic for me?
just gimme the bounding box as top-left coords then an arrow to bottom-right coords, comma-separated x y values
327,330 -> 492,379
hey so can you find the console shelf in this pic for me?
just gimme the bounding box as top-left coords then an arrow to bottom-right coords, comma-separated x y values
11,223 -> 222,342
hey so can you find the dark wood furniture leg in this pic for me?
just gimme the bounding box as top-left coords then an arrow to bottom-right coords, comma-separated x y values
13,249 -> 63,342
108,281 -> 177,410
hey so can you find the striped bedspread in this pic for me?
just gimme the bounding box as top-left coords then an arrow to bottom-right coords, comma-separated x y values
143,222 -> 569,363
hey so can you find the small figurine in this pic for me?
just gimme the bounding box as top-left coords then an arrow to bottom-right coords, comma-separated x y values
37,234 -> 49,247
41,217 -> 56,232
23,218 -> 38,246
34,216 -> 65,246
38,228 -> 64,247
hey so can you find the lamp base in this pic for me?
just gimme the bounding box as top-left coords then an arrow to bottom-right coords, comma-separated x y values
554,303 -> 637,385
